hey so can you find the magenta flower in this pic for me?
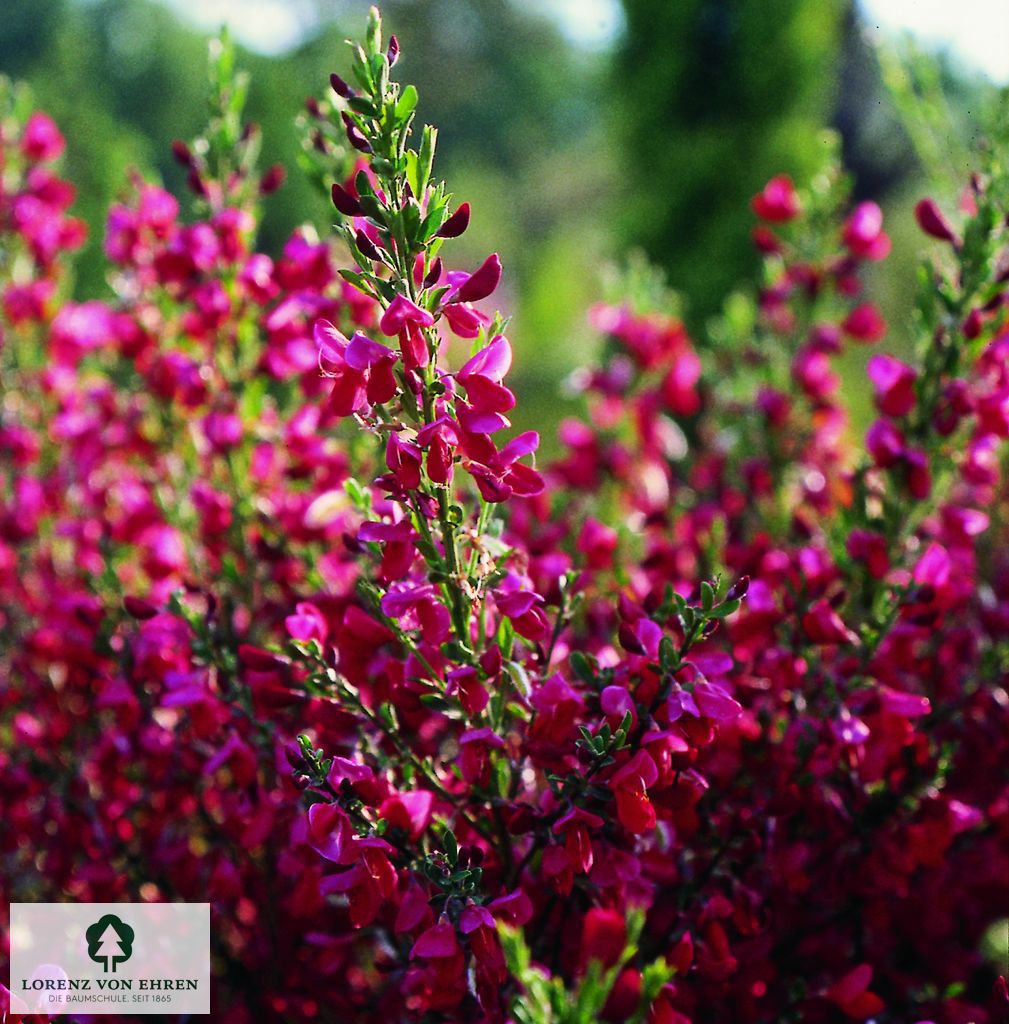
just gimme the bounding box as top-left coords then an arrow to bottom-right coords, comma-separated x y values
609,749 -> 659,833
802,599 -> 859,645
316,319 -> 398,415
411,919 -> 461,960
751,175 -> 800,222
379,293 -> 435,336
463,429 -> 544,502
867,353 -> 918,417
22,112 -> 65,162
843,303 -> 887,342
842,201 -> 891,260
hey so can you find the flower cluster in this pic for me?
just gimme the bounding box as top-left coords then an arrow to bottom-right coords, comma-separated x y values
2,11 -> 1008,1024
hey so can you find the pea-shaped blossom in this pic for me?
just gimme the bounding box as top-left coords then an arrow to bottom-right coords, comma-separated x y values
316,319 -> 398,415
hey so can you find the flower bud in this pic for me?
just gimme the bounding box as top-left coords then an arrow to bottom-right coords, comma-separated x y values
914,197 -> 959,245
331,182 -> 363,217
330,72 -> 354,98
260,164 -> 286,195
437,202 -> 471,239
355,229 -> 382,263
171,139 -> 193,168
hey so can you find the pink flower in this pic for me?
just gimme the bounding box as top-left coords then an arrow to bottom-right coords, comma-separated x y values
846,529 -> 889,579
867,353 -> 917,417
802,599 -> 859,645
285,602 -> 328,644
842,202 -> 891,260
530,673 -> 585,745
307,802 -> 355,864
458,728 -> 505,787
826,964 -> 884,1020
379,293 -> 435,336
456,336 -> 517,433
580,907 -> 626,970
693,681 -> 742,722
843,303 -> 887,342
610,750 -> 659,833
554,807 -> 604,874
385,432 -> 423,490
463,430 -> 544,502
22,112 -> 65,162
866,418 -> 905,467
751,175 -> 800,222
316,319 -> 398,415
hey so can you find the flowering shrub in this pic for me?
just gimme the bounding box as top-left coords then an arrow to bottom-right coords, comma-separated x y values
2,9 -> 1008,1023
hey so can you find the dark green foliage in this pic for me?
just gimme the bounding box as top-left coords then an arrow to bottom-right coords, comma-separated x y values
615,0 -> 845,327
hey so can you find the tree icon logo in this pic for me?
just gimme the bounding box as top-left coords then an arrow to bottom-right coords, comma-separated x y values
86,914 -> 135,974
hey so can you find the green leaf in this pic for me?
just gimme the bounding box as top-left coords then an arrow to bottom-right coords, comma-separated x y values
405,150 -> 421,197
570,651 -> 597,685
395,84 -> 419,123
418,125 -> 437,195
442,827 -> 458,866
338,268 -> 378,299
709,599 -> 740,619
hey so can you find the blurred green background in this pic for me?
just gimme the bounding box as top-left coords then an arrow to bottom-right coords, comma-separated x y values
1,0 -> 998,443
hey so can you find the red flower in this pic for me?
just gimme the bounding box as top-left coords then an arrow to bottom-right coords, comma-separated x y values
751,175 -> 800,222
610,750 -> 659,833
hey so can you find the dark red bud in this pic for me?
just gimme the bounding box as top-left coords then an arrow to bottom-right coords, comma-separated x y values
187,169 -> 207,197
479,644 -> 502,677
506,805 -> 535,834
437,202 -> 471,239
331,182 -> 363,217
330,73 -> 354,99
387,35 -> 400,67
123,596 -> 158,620
341,113 -> 373,154
241,122 -> 260,144
284,744 -> 305,769
305,97 -> 323,118
618,621 -> 646,655
993,975 -> 1008,1005
914,198 -> 959,245
752,226 -> 781,254
355,229 -> 382,263
962,308 -> 983,339
726,576 -> 750,602
423,257 -> 443,288
908,584 -> 936,605
454,252 -> 502,303
238,644 -> 290,672
260,164 -> 285,195
171,139 -> 193,168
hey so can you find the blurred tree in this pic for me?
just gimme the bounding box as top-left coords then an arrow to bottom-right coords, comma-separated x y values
287,0 -> 616,406
615,0 -> 846,329
0,0 -> 612,440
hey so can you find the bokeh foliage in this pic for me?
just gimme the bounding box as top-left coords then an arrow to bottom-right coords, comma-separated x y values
0,0 -> 996,443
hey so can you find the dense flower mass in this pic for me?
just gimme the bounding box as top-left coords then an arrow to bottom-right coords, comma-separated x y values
1,10 -> 1008,1024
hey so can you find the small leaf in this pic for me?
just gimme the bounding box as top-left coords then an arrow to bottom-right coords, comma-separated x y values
395,84 -> 419,122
